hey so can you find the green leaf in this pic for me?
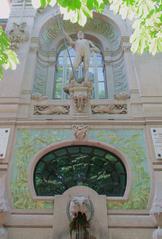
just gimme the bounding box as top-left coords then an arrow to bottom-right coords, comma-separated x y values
123,0 -> 135,6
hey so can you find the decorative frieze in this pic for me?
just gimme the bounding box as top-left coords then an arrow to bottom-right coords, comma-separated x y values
33,104 -> 70,115
91,104 -> 127,114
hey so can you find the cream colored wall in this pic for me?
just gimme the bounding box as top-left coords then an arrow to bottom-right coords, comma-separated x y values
134,54 -> 162,97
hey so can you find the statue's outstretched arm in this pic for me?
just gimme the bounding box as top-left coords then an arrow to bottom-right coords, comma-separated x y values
89,41 -> 101,53
63,30 -> 75,47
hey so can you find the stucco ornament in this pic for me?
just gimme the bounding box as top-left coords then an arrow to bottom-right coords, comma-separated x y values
72,125 -> 88,140
91,104 -> 127,114
8,22 -> 29,50
33,105 -> 69,115
67,196 -> 94,222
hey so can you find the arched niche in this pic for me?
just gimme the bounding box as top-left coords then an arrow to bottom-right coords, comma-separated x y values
32,12 -> 129,99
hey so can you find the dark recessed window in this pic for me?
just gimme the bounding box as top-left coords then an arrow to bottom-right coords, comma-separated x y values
34,146 -> 126,196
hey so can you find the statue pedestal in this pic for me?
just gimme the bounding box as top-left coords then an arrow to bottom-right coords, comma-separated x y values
64,80 -> 93,116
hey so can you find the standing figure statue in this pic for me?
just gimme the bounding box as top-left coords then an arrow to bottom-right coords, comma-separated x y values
63,30 -> 100,82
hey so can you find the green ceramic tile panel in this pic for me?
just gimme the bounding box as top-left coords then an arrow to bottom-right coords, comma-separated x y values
89,129 -> 151,209
11,128 -> 73,209
10,128 -> 151,210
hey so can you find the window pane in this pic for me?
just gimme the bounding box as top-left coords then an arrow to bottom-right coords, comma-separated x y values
96,54 -> 103,65
58,56 -> 63,65
34,146 -> 127,197
97,67 -> 104,82
55,83 -> 62,98
98,82 -> 105,98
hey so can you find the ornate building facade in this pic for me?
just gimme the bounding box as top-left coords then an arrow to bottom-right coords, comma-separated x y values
0,0 -> 162,238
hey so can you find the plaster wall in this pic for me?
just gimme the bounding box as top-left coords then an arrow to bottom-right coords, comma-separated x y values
134,54 -> 162,97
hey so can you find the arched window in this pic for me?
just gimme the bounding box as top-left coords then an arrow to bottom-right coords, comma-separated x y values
54,46 -> 106,99
34,145 -> 127,196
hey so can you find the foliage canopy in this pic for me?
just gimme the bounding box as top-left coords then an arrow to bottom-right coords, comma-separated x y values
32,0 -> 162,55
0,26 -> 19,80
0,0 -> 161,80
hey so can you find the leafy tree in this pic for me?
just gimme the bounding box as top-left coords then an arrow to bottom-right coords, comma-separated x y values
0,0 -> 161,80
32,0 -> 162,55
0,26 -> 19,80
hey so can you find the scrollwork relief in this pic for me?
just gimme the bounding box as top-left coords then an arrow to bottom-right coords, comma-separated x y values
91,104 -> 127,114
33,104 -> 70,115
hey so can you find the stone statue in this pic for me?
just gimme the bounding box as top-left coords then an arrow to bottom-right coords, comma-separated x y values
63,30 -> 100,82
